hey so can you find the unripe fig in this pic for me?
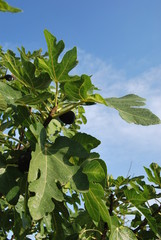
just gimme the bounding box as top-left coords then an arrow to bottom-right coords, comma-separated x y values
59,111 -> 75,124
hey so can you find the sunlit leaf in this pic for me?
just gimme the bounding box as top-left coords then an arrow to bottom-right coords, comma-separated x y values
0,0 -> 22,13
106,94 -> 161,125
144,162 -> 161,187
28,126 -> 89,220
0,81 -> 22,105
84,182 -> 111,226
0,92 -> 7,110
37,29 -> 80,82
83,160 -> 105,182
110,226 -> 137,240
2,50 -> 51,90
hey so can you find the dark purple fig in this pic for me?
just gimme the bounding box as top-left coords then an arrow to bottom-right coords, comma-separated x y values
0,74 -> 13,81
59,111 -> 75,124
18,148 -> 31,172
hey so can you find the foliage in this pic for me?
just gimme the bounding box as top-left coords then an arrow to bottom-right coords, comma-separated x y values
0,0 -> 21,13
0,7 -> 161,240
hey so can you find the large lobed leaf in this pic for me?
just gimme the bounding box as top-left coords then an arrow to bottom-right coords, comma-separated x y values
28,126 -> 89,220
0,81 -> 22,105
106,94 -> 161,125
1,50 -> 51,90
37,29 -> 80,82
144,162 -> 161,187
72,132 -> 101,152
64,74 -> 107,104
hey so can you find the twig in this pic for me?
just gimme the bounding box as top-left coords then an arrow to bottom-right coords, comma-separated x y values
16,127 -> 24,150
43,106 -> 57,128
101,222 -> 108,240
133,204 -> 161,233
109,193 -> 114,216
101,193 -> 114,239
3,133 -> 28,148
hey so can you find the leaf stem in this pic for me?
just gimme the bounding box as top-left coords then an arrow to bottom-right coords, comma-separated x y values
3,133 -> 28,148
43,101 -> 84,128
54,101 -> 84,118
55,81 -> 58,108
79,228 -> 102,238
133,204 -> 161,233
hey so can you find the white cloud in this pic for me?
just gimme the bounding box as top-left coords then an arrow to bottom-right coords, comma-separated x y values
76,49 -> 161,177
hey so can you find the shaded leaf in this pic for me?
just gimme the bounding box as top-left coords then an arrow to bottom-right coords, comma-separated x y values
0,165 -> 21,204
124,188 -> 147,206
83,160 -> 105,182
16,92 -> 52,106
72,132 -> 101,153
64,74 -> 94,101
71,168 -> 89,192
64,74 -> 107,105
6,186 -> 20,205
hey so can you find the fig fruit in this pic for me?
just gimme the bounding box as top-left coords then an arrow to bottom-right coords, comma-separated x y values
18,148 -> 31,172
0,74 -> 13,81
59,111 -> 75,124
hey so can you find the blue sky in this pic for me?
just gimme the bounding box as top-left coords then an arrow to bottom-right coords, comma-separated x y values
1,0 -> 161,178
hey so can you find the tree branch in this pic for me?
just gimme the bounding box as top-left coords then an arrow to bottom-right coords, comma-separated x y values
43,106 -> 57,128
133,204 -> 161,233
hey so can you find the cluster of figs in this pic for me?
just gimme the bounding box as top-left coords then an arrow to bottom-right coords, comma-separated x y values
0,74 -> 76,125
1,74 -> 76,173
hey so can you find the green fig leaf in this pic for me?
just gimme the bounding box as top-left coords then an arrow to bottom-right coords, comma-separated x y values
72,132 -> 101,153
28,127 -> 89,220
0,0 -> 22,13
106,94 -> 161,125
16,92 -> 52,106
84,182 -> 111,226
1,50 -> 51,90
83,160 -> 105,182
0,82 -> 22,105
37,30 -> 80,83
0,92 -> 7,110
110,226 -> 137,240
